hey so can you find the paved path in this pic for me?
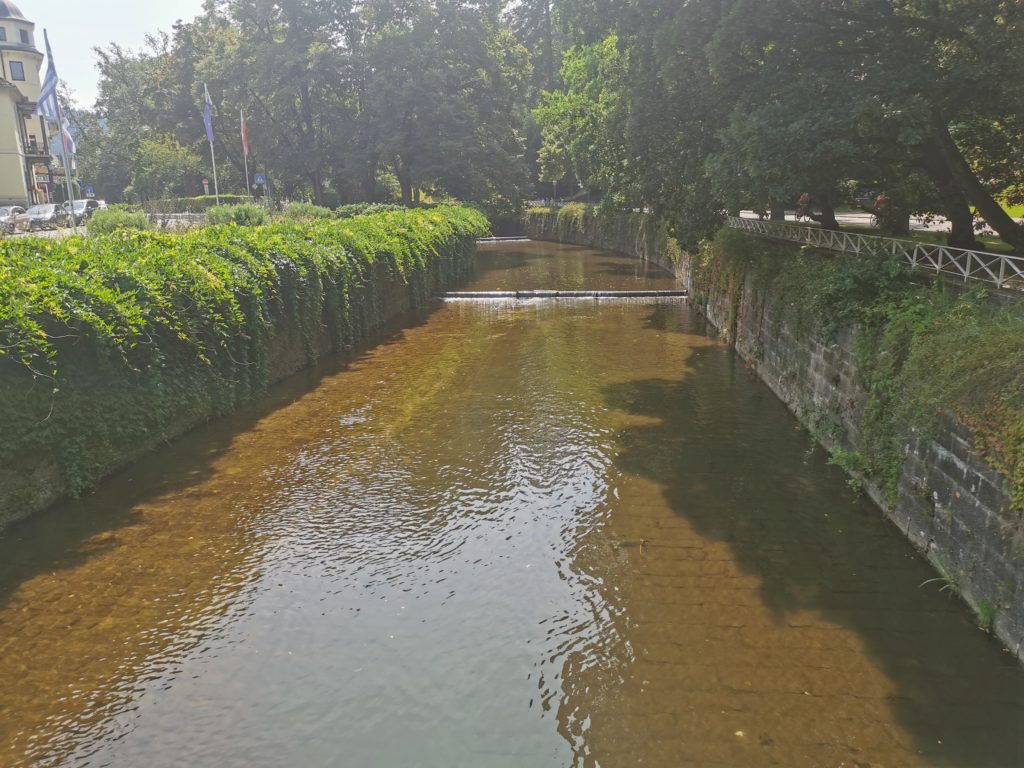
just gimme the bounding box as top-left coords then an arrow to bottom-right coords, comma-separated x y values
740,210 -> 954,234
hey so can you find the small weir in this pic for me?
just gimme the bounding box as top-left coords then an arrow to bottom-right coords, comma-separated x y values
442,289 -> 688,300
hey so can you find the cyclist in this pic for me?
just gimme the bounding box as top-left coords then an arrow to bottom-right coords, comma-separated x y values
796,193 -> 811,220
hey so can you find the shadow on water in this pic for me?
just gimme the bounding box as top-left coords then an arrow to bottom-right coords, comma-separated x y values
0,309 -> 436,612
602,344 -> 1024,768
472,249 -> 534,275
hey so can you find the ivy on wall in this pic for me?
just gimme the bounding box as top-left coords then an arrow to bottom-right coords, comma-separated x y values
0,206 -> 488,495
693,229 -> 1024,511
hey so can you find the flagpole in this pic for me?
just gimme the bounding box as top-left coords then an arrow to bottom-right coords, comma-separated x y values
40,30 -> 76,224
60,135 -> 74,226
204,84 -> 220,205
210,141 -> 220,205
241,110 -> 251,198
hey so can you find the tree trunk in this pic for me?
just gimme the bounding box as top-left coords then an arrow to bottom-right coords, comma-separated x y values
810,190 -> 840,230
312,170 -> 325,206
934,125 -> 1023,252
769,201 -> 786,221
542,0 -> 554,90
414,186 -> 421,206
919,140 -> 981,250
362,167 -> 377,202
397,163 -> 413,207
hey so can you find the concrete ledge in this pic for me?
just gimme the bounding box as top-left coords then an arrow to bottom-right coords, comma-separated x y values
442,289 -> 688,299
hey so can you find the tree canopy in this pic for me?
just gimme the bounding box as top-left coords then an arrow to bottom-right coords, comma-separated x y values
68,0 -> 1023,250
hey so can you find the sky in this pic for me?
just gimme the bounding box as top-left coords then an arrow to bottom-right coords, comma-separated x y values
28,0 -> 208,108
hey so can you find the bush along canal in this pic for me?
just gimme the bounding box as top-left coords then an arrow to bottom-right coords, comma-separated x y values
0,206 -> 487,529
1,238 -> 1023,766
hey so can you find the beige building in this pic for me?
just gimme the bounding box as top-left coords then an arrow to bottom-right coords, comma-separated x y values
0,1 -> 53,206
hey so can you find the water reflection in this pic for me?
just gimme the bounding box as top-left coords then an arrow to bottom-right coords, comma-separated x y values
0,243 -> 1020,767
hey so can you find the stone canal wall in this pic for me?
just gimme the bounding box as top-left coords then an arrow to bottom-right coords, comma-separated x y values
526,207 -> 1024,663
0,207 -> 486,531
525,204 -> 690,282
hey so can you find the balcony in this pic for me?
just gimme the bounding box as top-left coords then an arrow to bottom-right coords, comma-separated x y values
22,141 -> 50,160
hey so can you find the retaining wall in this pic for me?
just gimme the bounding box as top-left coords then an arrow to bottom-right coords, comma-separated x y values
0,230 -> 476,532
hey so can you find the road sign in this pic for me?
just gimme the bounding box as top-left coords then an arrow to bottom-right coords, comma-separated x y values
254,172 -> 267,186
84,186 -> 95,198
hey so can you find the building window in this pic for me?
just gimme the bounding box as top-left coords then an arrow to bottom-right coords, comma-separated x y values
19,29 -> 29,45
10,61 -> 24,81
0,28 -> 7,42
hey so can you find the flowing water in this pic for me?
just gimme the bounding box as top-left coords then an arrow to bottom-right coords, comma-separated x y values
1,241 -> 1022,768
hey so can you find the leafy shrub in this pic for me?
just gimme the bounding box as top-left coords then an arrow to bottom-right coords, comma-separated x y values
146,195 -> 251,213
334,203 -> 405,219
206,204 -> 268,226
0,205 -> 488,496
281,201 -> 333,220
86,208 -> 151,235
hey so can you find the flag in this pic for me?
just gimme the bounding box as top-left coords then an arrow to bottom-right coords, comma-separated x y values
61,124 -> 75,156
36,30 -> 74,158
240,110 -> 250,158
36,30 -> 60,122
203,84 -> 215,145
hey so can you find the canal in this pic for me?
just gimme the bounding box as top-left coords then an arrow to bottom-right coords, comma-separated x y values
1,241 -> 1022,767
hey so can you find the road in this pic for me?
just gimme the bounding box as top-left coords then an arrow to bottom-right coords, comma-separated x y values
740,210 -> 954,233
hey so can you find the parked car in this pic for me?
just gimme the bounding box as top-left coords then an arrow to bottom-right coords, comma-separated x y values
62,198 -> 105,225
0,205 -> 27,234
17,203 -> 71,231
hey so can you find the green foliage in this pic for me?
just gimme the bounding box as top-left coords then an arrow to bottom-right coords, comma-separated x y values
86,208 -> 152,235
827,449 -> 869,494
334,203 -> 405,220
146,195 -> 251,213
535,36 -> 631,201
976,599 -> 995,632
697,230 -> 1024,509
530,0 -> 1024,250
0,205 -> 488,495
280,202 -> 334,221
525,205 -> 684,265
130,135 -> 205,201
206,204 -> 268,226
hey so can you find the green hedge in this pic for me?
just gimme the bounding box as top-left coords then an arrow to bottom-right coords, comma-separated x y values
146,195 -> 252,213
280,201 -> 334,220
206,203 -> 268,226
334,203 -> 405,219
0,205 -> 487,496
86,208 -> 151,235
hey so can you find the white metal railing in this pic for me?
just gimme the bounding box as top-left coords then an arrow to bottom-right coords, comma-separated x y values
727,216 -> 1024,290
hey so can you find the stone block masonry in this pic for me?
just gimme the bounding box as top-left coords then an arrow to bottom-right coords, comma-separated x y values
526,207 -> 1024,664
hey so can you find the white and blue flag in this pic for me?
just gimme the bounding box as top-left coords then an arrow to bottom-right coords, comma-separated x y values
36,30 -> 74,156
36,30 -> 60,121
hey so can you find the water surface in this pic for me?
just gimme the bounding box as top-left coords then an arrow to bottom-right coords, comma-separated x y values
1,242 -> 1022,767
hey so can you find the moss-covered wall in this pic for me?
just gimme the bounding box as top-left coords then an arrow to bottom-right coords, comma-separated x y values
525,204 -> 689,281
527,206 -> 1024,663
0,207 -> 487,530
